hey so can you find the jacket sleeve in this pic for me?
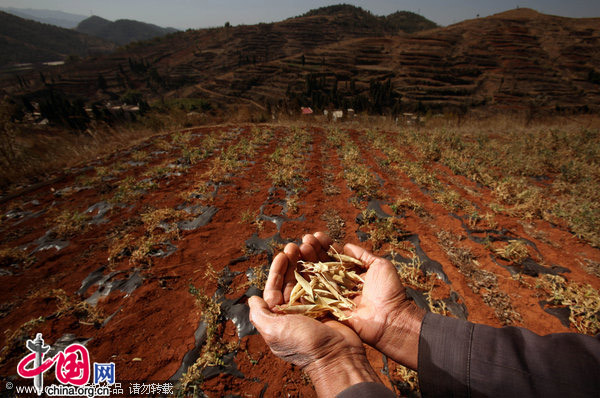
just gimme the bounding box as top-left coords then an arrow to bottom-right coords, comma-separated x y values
336,382 -> 396,398
418,312 -> 600,398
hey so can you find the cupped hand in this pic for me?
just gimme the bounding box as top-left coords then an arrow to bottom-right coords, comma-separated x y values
301,232 -> 425,369
249,239 -> 383,396
251,240 -> 365,367
248,295 -> 364,368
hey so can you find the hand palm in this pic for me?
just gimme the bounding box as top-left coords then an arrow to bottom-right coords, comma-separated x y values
256,237 -> 366,368
263,314 -> 364,368
348,255 -> 408,346
293,232 -> 409,347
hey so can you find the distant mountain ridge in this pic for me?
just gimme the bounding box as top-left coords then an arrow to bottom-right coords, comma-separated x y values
385,11 -> 438,33
0,11 -> 115,67
300,4 -> 438,33
0,7 -> 87,28
2,6 -> 598,115
75,16 -> 178,45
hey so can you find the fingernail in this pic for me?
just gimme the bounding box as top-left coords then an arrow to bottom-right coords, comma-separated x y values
247,298 -> 255,321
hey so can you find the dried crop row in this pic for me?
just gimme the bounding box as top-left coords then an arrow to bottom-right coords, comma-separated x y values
240,126 -> 316,240
366,128 -> 528,265
354,128 -> 523,326
3,126 -> 290,397
367,128 -> 475,213
107,126 -> 277,269
117,128 -> 228,199
66,129 -> 282,389
78,126 -> 283,394
0,127 -> 253,361
327,128 -> 380,200
436,230 -> 522,325
342,128 -> 474,395
318,130 -> 356,242
369,129 -> 545,245
396,124 -> 600,248
326,128 -> 416,259
360,127 -> 600,335
265,126 -> 312,194
0,127 -> 253,362
178,127 -> 321,396
335,129 -> 451,302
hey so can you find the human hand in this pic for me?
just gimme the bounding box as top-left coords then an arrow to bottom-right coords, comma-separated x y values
248,241 -> 383,397
301,232 -> 425,370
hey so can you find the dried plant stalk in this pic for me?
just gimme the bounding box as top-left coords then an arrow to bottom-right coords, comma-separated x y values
277,251 -> 364,321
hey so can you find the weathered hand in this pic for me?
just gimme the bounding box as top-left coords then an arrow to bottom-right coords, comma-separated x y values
301,232 -> 425,370
249,241 -> 383,397
249,295 -> 365,368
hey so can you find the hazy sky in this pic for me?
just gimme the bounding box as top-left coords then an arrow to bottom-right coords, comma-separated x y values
1,0 -> 599,29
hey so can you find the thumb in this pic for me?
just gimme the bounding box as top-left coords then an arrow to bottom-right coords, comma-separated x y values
343,243 -> 378,269
248,295 -> 276,336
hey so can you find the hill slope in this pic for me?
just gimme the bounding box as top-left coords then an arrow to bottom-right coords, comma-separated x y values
213,7 -> 600,113
0,7 -> 87,28
0,5 -> 441,98
302,5 -> 438,33
1,7 -> 599,114
0,11 -> 115,67
385,11 -> 438,33
75,15 -> 178,45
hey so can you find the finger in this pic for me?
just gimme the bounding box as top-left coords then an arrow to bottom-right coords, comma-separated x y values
263,252 -> 288,307
302,234 -> 320,251
302,234 -> 330,261
312,235 -> 330,262
343,243 -> 379,269
299,240 -> 319,262
282,243 -> 301,302
248,296 -> 279,338
313,232 -> 334,261
314,232 -> 333,252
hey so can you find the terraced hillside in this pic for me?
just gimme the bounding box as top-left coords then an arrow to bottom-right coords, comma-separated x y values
237,8 -> 600,113
0,6 -> 420,98
1,118 -> 599,396
3,7 -> 597,114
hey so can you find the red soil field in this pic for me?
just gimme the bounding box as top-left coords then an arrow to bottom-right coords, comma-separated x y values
1,124 -> 599,397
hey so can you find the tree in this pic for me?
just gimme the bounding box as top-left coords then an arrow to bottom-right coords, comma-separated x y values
588,69 -> 600,85
0,100 -> 20,170
38,89 -> 90,130
97,73 -> 107,91
65,54 -> 80,64
369,78 -> 395,113
120,90 -> 144,106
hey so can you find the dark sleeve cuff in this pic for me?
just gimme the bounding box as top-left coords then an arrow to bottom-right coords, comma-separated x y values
336,382 -> 396,398
418,312 -> 473,398
417,312 -> 600,397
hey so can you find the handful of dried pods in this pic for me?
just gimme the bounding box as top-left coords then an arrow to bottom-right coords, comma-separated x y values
276,251 -> 364,321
